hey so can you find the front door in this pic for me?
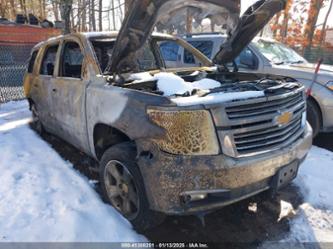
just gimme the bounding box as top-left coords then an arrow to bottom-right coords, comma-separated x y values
51,39 -> 89,151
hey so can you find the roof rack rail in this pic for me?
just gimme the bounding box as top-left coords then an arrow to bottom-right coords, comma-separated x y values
183,32 -> 223,38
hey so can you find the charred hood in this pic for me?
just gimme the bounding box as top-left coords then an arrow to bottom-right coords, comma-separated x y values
106,0 -> 285,74
106,0 -> 239,74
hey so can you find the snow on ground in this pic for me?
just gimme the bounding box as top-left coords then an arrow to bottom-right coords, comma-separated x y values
0,101 -> 145,242
281,146 -> 333,242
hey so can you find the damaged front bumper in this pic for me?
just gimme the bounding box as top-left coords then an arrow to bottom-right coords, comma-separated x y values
137,123 -> 312,215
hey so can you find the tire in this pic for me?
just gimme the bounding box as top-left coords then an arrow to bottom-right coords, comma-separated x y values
31,104 -> 44,135
307,100 -> 321,138
99,142 -> 165,231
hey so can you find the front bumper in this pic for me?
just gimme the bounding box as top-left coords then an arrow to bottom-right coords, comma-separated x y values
137,123 -> 312,215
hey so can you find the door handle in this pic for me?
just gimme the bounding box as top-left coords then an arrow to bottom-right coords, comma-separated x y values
52,89 -> 57,93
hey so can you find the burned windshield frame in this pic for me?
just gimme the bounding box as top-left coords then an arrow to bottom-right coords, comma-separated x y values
89,37 -> 162,75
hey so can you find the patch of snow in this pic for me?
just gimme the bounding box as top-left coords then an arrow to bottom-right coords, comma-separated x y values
278,200 -> 296,222
281,146 -> 333,242
0,101 -> 145,242
129,72 -> 154,82
152,72 -> 263,105
295,146 -> 333,210
154,72 -> 222,96
191,78 -> 221,90
171,91 -> 265,106
154,72 -> 194,96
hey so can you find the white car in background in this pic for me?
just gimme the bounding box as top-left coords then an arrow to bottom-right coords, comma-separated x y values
160,33 -> 333,136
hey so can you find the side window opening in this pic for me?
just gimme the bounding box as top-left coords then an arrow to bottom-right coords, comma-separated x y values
159,41 -> 180,62
185,40 -> 213,64
40,44 -> 59,76
60,42 -> 84,78
235,47 -> 258,70
28,50 -> 39,73
90,39 -> 115,72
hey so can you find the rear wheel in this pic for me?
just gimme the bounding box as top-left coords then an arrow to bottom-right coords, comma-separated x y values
99,142 -> 165,231
307,100 -> 321,138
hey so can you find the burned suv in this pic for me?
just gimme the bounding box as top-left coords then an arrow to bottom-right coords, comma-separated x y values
24,0 -> 312,230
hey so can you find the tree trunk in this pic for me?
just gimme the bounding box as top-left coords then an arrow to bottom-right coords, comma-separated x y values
0,0 -> 7,17
19,0 -> 27,17
52,1 -> 60,21
9,0 -> 16,20
319,0 -> 333,46
118,0 -> 123,21
98,0 -> 103,31
111,0 -> 116,30
90,0 -> 96,31
281,0 -> 292,40
60,0 -> 73,34
186,8 -> 193,33
304,0 -> 325,54
272,12 -> 281,37
125,0 -> 133,15
82,0 -> 87,31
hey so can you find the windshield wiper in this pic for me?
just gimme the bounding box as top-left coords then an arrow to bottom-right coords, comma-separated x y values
290,60 -> 304,64
274,61 -> 285,65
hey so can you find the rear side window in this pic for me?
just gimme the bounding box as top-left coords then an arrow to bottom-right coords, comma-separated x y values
159,41 -> 180,61
40,45 -> 59,76
60,42 -> 84,78
28,50 -> 38,73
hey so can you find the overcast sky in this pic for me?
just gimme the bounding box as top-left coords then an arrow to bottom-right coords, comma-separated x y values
241,0 -> 333,28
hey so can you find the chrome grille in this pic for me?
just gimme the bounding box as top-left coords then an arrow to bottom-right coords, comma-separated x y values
215,89 -> 307,157
226,92 -> 304,120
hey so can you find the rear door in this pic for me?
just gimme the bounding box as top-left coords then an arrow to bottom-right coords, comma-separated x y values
51,38 -> 89,151
32,43 -> 60,131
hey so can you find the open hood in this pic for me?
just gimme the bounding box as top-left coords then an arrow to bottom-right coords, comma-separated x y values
106,0 -> 239,74
213,0 -> 285,65
107,0 -> 285,74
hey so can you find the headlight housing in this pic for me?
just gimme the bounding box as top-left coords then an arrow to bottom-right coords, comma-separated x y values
147,109 -> 219,155
326,81 -> 333,91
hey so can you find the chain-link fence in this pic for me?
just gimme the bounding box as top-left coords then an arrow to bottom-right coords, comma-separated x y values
303,47 -> 333,65
0,44 -> 32,103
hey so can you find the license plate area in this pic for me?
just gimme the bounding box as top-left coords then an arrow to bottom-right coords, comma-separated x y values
273,161 -> 299,189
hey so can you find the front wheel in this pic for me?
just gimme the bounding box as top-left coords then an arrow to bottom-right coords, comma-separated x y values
99,142 -> 165,231
307,100 -> 321,138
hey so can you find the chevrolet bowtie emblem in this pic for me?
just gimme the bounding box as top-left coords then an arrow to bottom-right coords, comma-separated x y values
275,111 -> 293,126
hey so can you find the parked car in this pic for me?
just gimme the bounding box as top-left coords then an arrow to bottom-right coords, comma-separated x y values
24,0 -> 312,231
177,33 -> 333,137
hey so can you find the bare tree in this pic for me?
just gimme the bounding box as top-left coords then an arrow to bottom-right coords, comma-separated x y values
125,0 -> 132,14
319,0 -> 333,46
186,8 -> 193,33
60,0 -> 73,34
90,0 -> 96,31
52,1 -> 60,21
98,0 -> 102,31
280,0 -> 292,40
304,0 -> 325,54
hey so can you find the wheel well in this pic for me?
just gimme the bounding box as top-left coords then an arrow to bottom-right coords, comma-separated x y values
27,98 -> 33,110
307,96 -> 323,129
93,124 -> 131,160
